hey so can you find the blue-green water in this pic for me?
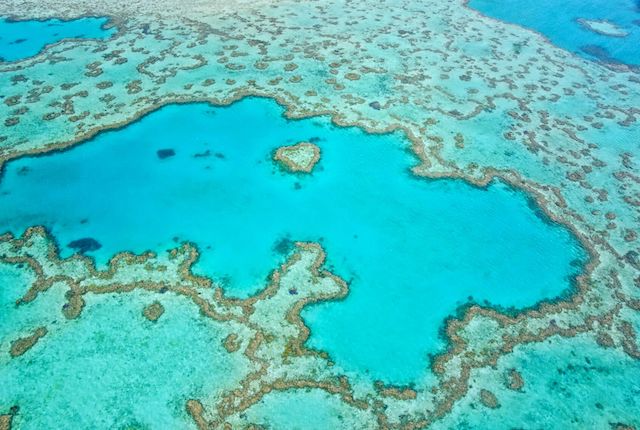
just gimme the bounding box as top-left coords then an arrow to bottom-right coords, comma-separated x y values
0,97 -> 586,383
0,16 -> 114,62
237,389 -> 377,429
0,263 -> 248,429
431,335 -> 640,429
468,0 -> 640,66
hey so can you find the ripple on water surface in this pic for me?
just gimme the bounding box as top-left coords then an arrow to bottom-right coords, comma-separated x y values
0,97 -> 587,384
0,16 -> 114,62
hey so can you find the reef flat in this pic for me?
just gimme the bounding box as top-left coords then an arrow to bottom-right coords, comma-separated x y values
0,0 -> 638,428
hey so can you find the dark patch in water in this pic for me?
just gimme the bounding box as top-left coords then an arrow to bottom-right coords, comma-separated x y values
214,152 -> 226,159
17,166 -> 29,176
580,44 -> 626,66
569,258 -> 583,268
581,44 -> 612,60
67,238 -> 102,253
156,149 -> 175,159
369,101 -> 382,110
12,39 -> 27,45
624,250 -> 639,270
273,237 -> 294,255
194,149 -> 211,158
308,136 -> 321,143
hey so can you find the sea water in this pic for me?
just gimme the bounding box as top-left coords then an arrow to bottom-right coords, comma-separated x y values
0,16 -> 114,62
468,0 -> 640,66
0,263 -> 248,429
0,97 -> 586,383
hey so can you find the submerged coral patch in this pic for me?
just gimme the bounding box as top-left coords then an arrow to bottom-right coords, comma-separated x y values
156,148 -> 175,159
142,301 -> 164,322
67,237 -> 102,253
9,326 -> 47,357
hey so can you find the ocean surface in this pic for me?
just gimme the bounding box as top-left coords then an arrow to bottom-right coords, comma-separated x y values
0,1 -> 638,428
469,0 -> 640,66
0,16 -> 114,62
0,97 -> 585,384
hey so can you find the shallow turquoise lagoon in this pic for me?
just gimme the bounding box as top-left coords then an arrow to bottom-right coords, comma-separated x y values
468,0 -> 640,66
0,16 -> 114,62
0,97 -> 586,383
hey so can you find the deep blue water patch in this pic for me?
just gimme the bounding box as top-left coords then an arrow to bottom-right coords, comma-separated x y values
468,0 -> 640,67
67,237 -> 102,253
0,16 -> 115,62
0,97 -> 587,383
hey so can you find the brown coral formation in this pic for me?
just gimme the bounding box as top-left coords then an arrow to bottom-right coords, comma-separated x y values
505,368 -> 524,391
143,301 -> 165,322
479,389 -> 500,409
223,333 -> 241,353
0,414 -> 13,430
9,326 -> 48,358
273,142 -> 321,173
186,399 -> 208,430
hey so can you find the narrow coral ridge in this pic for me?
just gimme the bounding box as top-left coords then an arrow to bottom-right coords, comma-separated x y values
274,142 -> 320,173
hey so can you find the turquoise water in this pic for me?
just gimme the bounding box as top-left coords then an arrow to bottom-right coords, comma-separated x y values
468,0 -> 640,66
0,16 -> 114,62
0,97 -> 586,384
432,335 -> 640,428
235,389 -> 377,429
0,262 -> 248,429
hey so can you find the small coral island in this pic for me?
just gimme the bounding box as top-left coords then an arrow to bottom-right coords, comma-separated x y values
576,18 -> 629,38
273,142 -> 320,173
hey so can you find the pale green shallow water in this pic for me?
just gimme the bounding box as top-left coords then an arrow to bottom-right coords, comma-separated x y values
0,97 -> 586,385
431,335 -> 640,429
0,263 -> 248,429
